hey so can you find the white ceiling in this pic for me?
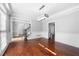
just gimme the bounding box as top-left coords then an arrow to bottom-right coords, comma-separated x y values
11,3 -> 79,20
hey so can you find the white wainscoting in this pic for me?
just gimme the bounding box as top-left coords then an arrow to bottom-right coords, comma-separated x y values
56,32 -> 79,48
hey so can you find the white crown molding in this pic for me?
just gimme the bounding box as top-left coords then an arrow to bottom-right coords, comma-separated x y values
50,5 -> 79,19
0,3 -> 12,15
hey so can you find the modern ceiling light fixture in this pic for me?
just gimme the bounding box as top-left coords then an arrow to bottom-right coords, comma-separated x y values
39,5 -> 45,10
37,13 -> 49,21
37,4 -> 49,21
44,13 -> 49,18
37,17 -> 47,21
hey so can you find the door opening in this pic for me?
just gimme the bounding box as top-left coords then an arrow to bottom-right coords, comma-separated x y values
48,22 -> 55,42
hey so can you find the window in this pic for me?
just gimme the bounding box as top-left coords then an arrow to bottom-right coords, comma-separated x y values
0,11 -> 1,53
0,9 -> 7,53
0,3 -> 11,55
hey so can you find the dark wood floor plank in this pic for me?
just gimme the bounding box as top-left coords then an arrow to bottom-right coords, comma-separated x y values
4,37 -> 79,56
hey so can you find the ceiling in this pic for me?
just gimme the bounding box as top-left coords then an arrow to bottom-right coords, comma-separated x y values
11,3 -> 79,21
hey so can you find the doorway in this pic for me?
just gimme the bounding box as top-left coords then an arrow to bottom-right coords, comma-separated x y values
48,22 -> 55,42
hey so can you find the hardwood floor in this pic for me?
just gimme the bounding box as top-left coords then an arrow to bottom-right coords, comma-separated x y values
4,37 -> 79,56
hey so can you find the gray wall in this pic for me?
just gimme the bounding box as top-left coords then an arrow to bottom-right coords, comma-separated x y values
12,17 -> 43,38
31,19 -> 43,32
12,20 -> 27,36
56,11 -> 79,48
42,9 -> 79,48
56,11 -> 79,33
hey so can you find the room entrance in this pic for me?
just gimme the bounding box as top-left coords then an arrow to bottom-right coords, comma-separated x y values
48,22 -> 55,42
